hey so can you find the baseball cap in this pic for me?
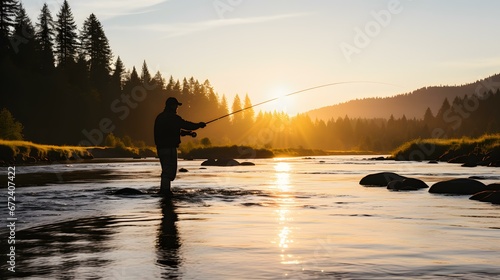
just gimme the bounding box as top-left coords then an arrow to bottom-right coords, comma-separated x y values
165,97 -> 182,106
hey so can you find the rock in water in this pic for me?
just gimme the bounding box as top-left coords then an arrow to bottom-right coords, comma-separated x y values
201,158 -> 240,166
387,178 -> 429,191
428,178 -> 487,195
470,190 -> 500,204
359,172 -> 406,187
113,188 -> 144,195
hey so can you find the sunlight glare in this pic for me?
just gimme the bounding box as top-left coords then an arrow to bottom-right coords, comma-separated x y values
267,86 -> 294,113
274,162 -> 291,192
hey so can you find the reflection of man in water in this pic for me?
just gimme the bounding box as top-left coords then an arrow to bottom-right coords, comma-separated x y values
157,198 -> 181,277
154,97 -> 205,196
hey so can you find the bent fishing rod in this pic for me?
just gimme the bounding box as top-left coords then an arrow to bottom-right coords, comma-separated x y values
205,81 -> 399,125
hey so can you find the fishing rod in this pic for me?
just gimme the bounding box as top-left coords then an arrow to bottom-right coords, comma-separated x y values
205,81 -> 399,124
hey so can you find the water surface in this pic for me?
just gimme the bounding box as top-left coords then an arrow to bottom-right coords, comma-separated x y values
1,156 -> 499,279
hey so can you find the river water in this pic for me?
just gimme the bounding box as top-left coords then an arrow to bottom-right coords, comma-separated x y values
1,156 -> 499,279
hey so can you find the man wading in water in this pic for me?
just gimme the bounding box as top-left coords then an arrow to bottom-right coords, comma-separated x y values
154,97 -> 206,196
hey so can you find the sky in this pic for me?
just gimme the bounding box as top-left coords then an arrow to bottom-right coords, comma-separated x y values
24,0 -> 500,115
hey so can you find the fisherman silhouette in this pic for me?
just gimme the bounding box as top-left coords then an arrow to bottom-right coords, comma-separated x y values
154,97 -> 205,196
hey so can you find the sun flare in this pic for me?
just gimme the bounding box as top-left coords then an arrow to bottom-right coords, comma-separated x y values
267,86 -> 294,113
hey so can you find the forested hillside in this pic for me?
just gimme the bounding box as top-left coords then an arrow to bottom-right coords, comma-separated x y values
307,74 -> 500,121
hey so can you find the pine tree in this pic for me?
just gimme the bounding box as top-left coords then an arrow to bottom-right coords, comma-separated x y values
35,3 -> 55,71
111,56 -> 125,90
423,107 -> 434,124
152,71 -> 165,89
242,94 -> 255,124
140,60 -> 151,84
55,0 -> 78,67
231,94 -> 243,125
80,13 -> 112,86
0,0 -> 17,53
11,3 -> 35,64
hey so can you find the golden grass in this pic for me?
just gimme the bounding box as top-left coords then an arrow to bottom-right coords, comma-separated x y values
0,139 -> 92,162
391,133 -> 500,160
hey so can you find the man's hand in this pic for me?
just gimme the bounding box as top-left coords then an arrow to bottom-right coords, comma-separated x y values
198,122 -> 206,128
181,130 -> 197,137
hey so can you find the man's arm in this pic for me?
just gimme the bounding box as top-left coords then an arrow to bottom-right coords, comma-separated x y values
179,117 -> 206,130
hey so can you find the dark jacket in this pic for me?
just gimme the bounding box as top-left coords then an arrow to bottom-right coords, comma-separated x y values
154,109 -> 201,148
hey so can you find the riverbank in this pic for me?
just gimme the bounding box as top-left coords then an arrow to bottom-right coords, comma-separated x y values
0,140 -> 334,164
390,134 -> 500,167
0,140 -> 158,165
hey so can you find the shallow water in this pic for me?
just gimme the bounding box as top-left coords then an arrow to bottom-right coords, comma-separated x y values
1,156 -> 499,279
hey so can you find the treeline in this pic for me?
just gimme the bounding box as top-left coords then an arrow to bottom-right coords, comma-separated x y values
1,1 -> 499,153
0,0 -> 255,147
228,90 -> 500,152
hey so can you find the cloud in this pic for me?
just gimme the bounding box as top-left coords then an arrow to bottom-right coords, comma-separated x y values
72,0 -> 169,20
111,13 -> 309,38
25,0 -> 169,23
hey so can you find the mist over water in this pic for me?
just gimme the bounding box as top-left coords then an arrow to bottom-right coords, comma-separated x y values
1,156 -> 499,279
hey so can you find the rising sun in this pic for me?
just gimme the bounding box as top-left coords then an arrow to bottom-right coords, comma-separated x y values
266,86 -> 295,114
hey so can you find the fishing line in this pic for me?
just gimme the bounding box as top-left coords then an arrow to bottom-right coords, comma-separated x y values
205,81 -> 400,124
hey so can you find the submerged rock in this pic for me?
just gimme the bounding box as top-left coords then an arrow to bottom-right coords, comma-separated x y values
113,188 -> 144,195
201,158 -> 241,166
428,178 -> 487,195
179,168 -> 189,172
470,190 -> 500,204
359,172 -> 406,187
387,178 -> 429,191
487,183 -> 500,190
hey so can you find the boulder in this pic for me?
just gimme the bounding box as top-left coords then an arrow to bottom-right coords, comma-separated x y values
113,188 -> 144,195
469,190 -> 500,204
429,178 -> 487,195
489,161 -> 500,167
481,150 -> 500,166
387,178 -> 429,191
487,183 -> 500,190
359,172 -> 406,187
239,161 -> 255,166
201,158 -> 240,167
448,154 -> 479,165
461,162 -> 477,167
178,168 -> 189,172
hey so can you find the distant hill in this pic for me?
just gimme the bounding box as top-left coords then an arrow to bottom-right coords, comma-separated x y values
307,73 -> 500,121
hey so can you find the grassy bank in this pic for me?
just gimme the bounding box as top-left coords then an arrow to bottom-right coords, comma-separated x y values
0,140 -> 93,164
390,134 -> 500,165
0,140 -> 157,164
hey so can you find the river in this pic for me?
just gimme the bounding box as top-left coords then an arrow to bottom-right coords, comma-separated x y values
1,156 -> 499,279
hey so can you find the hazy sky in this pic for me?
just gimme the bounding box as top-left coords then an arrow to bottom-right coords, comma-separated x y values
25,0 -> 500,115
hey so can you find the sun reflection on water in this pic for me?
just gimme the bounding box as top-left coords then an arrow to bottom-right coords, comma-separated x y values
272,161 -> 300,266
